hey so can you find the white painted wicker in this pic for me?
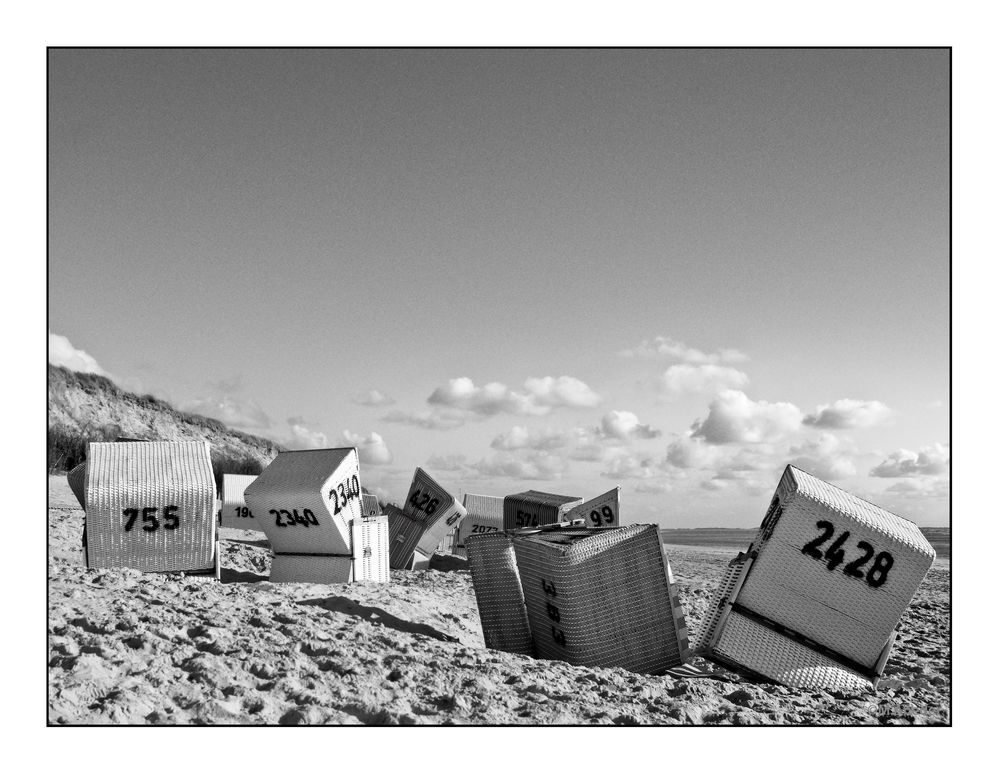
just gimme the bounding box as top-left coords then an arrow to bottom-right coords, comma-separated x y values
84,441 -> 217,572
244,448 -> 362,583
503,490 -> 583,531
453,493 -> 504,557
465,531 -> 534,655
353,515 -> 389,582
67,462 -> 86,508
565,486 -> 621,528
511,524 -> 689,674
219,473 -> 262,531
386,468 -> 465,568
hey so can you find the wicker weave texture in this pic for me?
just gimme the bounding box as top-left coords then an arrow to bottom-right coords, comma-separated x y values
738,465 -> 935,668
512,525 -> 686,674
270,554 -> 354,584
67,462 -> 87,508
352,515 -> 389,582
244,448 -> 358,557
404,468 -> 466,556
503,490 -> 583,531
714,612 -> 874,692
84,441 -> 217,572
565,487 -> 621,528
453,494 -> 504,556
361,493 -> 380,517
692,554 -> 751,655
219,474 -> 262,531
465,532 -> 535,655
386,504 -> 425,569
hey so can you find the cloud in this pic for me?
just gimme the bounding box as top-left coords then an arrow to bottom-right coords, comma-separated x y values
803,399 -> 892,429
659,364 -> 750,398
352,389 -> 396,407
665,434 -> 727,469
883,478 -> 951,498
424,454 -> 470,472
182,394 -> 273,433
601,452 -> 665,480
428,376 -> 600,418
381,407 -> 468,430
599,410 -> 660,440
337,430 -> 393,465
691,390 -> 803,445
634,481 -> 674,494
49,332 -> 110,376
870,443 -> 950,478
787,434 -> 857,480
620,335 -> 748,364
491,426 -> 569,451
468,451 -> 568,481
285,416 -> 328,450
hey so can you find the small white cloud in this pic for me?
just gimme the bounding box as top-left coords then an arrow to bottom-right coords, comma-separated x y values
691,390 -> 803,445
352,389 -> 396,407
871,443 -> 949,478
381,407 -> 468,430
601,452 -> 663,480
49,332 -> 109,376
659,364 -> 749,399
599,410 -> 660,440
620,335 -> 748,364
803,399 -> 892,429
469,451 -> 568,481
427,375 -> 600,418
424,454 -> 470,472
337,430 -> 394,466
182,395 -> 273,433
285,417 -> 328,450
665,434 -> 726,469
491,426 -> 569,451
883,478 -> 950,498
788,434 -> 857,480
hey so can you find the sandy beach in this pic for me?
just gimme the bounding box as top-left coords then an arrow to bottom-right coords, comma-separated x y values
48,476 -> 950,725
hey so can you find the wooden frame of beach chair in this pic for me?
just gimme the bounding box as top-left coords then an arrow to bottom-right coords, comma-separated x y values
694,465 -> 935,690
565,486 -> 621,528
510,523 -> 690,674
244,448 -> 374,583
83,441 -> 218,574
453,493 -> 504,557
219,473 -> 263,531
502,490 -> 583,531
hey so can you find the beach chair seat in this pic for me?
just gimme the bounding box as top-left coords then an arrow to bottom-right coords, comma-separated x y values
219,473 -> 263,531
83,440 -> 218,574
502,490 -> 583,531
244,448 -> 387,583
694,465 -> 935,690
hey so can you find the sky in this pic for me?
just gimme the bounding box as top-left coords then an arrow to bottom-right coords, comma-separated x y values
47,48 -> 950,527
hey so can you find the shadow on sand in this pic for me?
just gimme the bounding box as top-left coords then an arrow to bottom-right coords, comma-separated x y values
297,596 -> 458,643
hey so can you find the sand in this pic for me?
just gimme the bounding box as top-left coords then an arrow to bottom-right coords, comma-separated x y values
48,476 -> 950,725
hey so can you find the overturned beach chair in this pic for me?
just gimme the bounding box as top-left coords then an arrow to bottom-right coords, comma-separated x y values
219,473 -> 263,531
452,493 -> 504,558
467,522 -> 690,674
565,486 -> 621,528
387,468 -> 466,569
694,465 -> 935,691
503,490 -> 583,531
243,448 -> 388,583
81,441 -> 219,576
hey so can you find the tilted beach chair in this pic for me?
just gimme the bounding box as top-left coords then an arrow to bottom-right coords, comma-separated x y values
386,468 -> 466,569
565,486 -> 621,528
219,473 -> 263,531
452,493 -> 504,557
82,441 -> 218,575
467,522 -> 690,673
361,492 -> 380,517
243,448 -> 388,583
694,465 -> 936,691
503,490 -> 583,531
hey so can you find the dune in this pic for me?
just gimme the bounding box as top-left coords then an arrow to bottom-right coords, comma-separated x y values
47,475 -> 950,725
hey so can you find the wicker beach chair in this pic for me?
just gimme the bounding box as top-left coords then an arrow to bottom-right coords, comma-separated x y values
83,441 -> 218,574
67,462 -> 87,509
361,492 -> 380,517
452,493 -> 504,557
565,486 -> 621,528
244,448 -> 388,583
502,490 -> 583,531
465,530 -> 535,655
219,473 -> 262,531
386,468 -> 466,569
694,465 -> 935,690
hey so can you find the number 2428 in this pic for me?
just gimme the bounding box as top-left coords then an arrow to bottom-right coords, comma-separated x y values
801,520 -> 894,588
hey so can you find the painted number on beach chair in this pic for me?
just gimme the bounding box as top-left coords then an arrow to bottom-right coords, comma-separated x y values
541,577 -> 566,647
122,505 -> 179,533
801,520 -> 895,588
515,510 -> 538,527
233,506 -> 254,519
471,524 -> 499,534
408,489 -> 439,516
589,505 -> 614,526
328,475 -> 361,515
271,508 -> 320,528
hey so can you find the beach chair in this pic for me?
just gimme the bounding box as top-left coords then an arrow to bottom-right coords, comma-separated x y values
503,490 -> 583,531
82,441 -> 219,575
67,461 -> 86,509
452,493 -> 504,557
243,448 -> 388,583
361,492 -> 380,517
565,486 -> 621,527
219,473 -> 263,531
694,465 -> 936,691
467,522 -> 690,673
386,468 -> 466,569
